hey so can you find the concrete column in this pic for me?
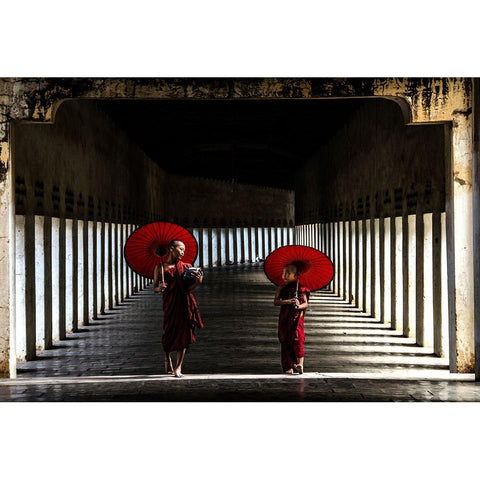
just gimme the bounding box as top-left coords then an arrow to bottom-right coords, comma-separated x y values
43,215 -> 52,349
338,221 -> 344,299
124,223 -> 130,298
72,217 -> 78,332
129,224 -> 135,295
24,213 -> 36,359
357,220 -> 366,311
348,220 -> 354,304
209,228 -> 216,266
423,213 -> 434,348
374,218 -> 381,320
447,117 -> 474,372
365,219 -> 371,314
35,216 -> 45,349
92,216 -> 98,316
407,214 -> 416,339
249,227 -> 255,261
65,218 -> 74,333
389,215 -> 397,329
383,217 -> 391,324
345,221 -> 351,303
415,209 -> 425,346
83,213 -> 90,325
128,223 -> 136,294
432,210 -> 442,355
379,217 -> 385,323
88,221 -> 95,319
119,218 -> 124,302
100,219 -> 106,312
244,228 -> 250,262
354,219 -> 360,308
441,212 -> 449,358
215,227 -> 222,266
114,221 -> 119,306
15,216 -> 26,361
348,220 -> 353,304
107,220 -> 113,310
402,214 -> 409,336
202,228 -> 209,267
223,227 -> 230,264
370,216 -> 376,318
361,219 -> 367,312
51,218 -> 60,340
395,216 -> 404,332
77,219 -> 84,327
197,227 -> 204,267
255,227 -> 260,260
473,78 -> 480,378
334,222 -> 340,297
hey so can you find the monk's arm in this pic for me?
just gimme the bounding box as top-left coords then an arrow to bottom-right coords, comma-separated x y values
274,287 -> 295,306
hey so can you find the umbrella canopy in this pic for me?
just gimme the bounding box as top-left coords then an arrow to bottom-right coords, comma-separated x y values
264,245 -> 334,292
124,221 -> 198,279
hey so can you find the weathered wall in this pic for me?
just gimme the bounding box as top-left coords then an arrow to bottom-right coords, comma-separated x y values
165,174 -> 294,228
12,99 -> 294,227
13,100 -> 167,224
295,98 -> 446,223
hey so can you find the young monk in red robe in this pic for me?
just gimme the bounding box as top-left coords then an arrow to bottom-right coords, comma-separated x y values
153,239 -> 203,377
274,264 -> 309,374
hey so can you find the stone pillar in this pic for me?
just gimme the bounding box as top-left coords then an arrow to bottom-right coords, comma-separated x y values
447,117 -> 475,373
389,214 -> 397,330
473,78 -> 480,379
0,160 -> 15,376
415,204 -> 425,346
379,216 -> 385,323
43,211 -> 53,349
92,204 -> 98,318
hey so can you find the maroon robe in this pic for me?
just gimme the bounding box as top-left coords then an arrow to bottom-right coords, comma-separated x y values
277,282 -> 309,372
161,261 -> 203,352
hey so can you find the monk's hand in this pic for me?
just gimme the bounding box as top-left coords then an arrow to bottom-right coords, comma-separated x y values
154,282 -> 167,293
193,272 -> 203,284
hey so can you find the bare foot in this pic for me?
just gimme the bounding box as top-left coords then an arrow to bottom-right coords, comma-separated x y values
284,368 -> 295,374
174,369 -> 184,378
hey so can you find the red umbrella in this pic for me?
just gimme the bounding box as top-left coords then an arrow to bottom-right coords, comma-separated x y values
124,221 -> 198,279
264,245 -> 334,292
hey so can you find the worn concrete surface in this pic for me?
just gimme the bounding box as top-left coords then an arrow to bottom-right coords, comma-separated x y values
1,264 -> 479,401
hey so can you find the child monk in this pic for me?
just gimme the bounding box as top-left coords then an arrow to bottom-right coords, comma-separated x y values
273,264 -> 309,374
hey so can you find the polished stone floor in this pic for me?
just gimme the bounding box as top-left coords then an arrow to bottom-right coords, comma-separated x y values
1,264 -> 479,401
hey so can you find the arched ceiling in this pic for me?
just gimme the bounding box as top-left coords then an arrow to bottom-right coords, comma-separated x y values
95,98 -> 389,190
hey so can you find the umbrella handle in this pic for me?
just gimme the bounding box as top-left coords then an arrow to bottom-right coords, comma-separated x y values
294,278 -> 299,309
161,262 -> 165,284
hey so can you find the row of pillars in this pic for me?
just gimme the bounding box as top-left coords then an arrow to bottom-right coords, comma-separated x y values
193,226 -> 294,266
14,215 -> 146,362
13,215 -> 294,366
296,212 -> 449,360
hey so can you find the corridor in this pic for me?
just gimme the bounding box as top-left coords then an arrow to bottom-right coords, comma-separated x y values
1,264 -> 477,401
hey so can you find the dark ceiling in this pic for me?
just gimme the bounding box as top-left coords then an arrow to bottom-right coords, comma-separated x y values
96,98 -> 367,190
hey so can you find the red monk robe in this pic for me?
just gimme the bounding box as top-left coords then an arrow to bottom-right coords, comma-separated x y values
161,260 -> 203,353
277,282 -> 309,372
